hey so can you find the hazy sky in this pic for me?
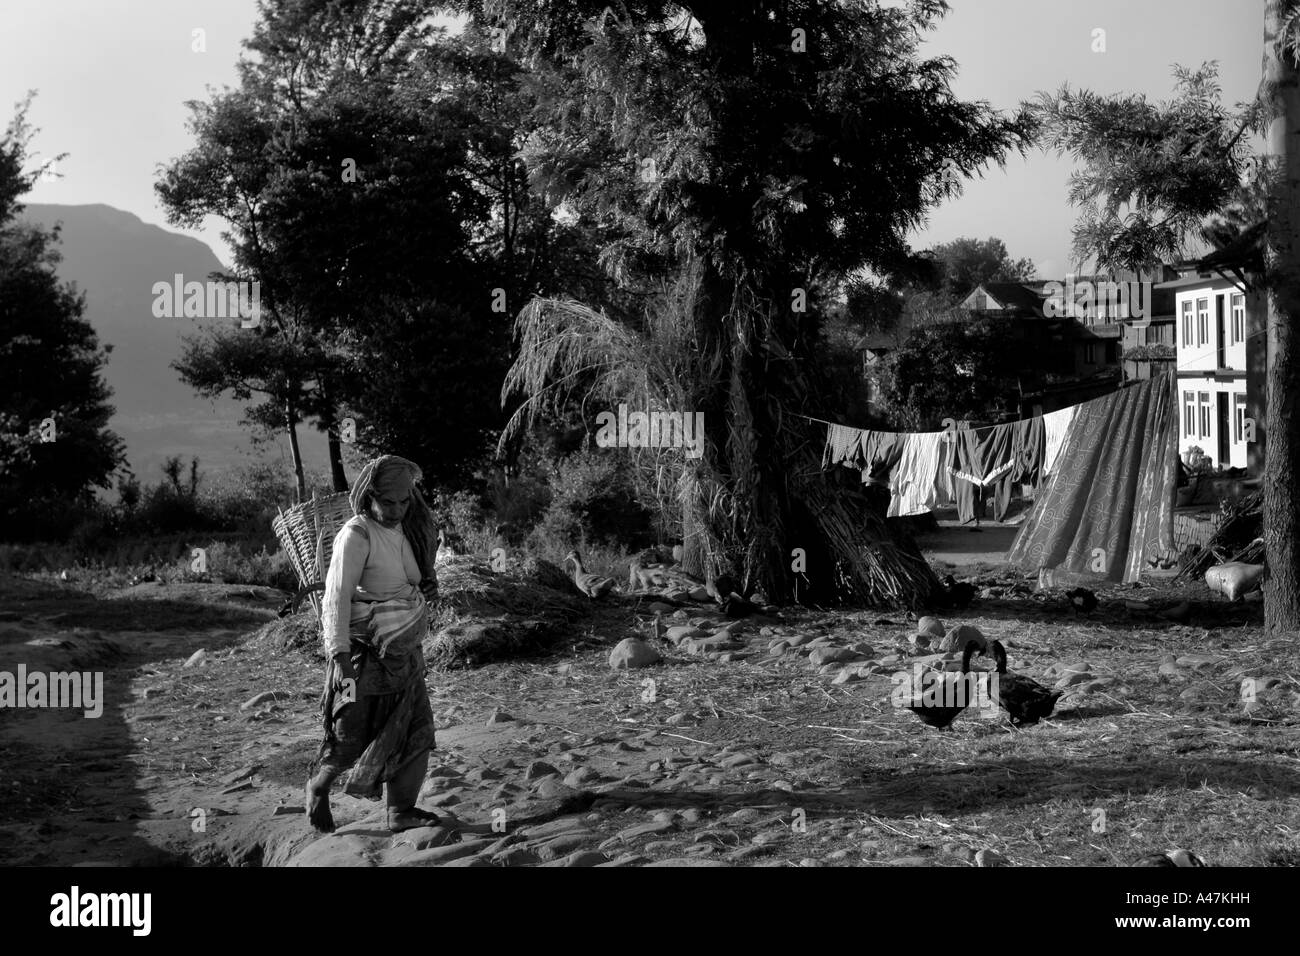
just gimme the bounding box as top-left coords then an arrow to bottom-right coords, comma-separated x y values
3,0 -> 1267,279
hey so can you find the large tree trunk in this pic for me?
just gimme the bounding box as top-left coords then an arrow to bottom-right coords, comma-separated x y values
1262,0 -> 1300,632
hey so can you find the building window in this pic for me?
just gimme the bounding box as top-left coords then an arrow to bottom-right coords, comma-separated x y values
1232,293 -> 1245,345
1197,298 -> 1209,347
1084,343 -> 1099,364
1183,391 -> 1195,438
1181,301 -> 1193,347
1234,393 -> 1247,444
1198,391 -> 1211,440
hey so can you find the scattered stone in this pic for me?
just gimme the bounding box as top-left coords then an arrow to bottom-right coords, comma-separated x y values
1158,661 -> 1186,678
617,820 -> 676,842
396,839 -> 496,867
975,848 -> 1008,867
1177,654 -> 1224,671
525,760 -> 560,781
239,690 -> 284,711
535,833 -> 596,861
609,638 -> 662,670
535,779 -> 580,800
219,764 -> 259,786
665,625 -> 707,645
809,646 -> 853,667
719,752 -> 759,769
768,641 -> 790,656
183,649 -> 206,668
916,616 -> 946,639
486,708 -> 515,725
1054,670 -> 1092,690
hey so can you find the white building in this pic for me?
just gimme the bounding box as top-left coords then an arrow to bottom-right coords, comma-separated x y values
1156,272 -> 1249,470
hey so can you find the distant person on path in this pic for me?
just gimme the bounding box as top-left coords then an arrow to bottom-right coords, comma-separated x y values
306,454 -> 440,833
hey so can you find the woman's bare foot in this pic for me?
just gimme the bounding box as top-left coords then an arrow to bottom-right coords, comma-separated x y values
306,776 -> 336,833
387,806 -> 440,832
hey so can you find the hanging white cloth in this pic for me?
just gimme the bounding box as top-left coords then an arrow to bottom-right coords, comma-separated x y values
1042,405 -> 1077,476
888,431 -> 946,516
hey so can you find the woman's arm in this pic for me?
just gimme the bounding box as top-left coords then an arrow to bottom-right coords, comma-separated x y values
321,522 -> 368,660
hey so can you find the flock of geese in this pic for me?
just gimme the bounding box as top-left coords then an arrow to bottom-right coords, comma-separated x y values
555,549 -> 1202,866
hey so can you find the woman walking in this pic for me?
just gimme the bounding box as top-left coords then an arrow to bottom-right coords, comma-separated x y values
305,454 -> 441,833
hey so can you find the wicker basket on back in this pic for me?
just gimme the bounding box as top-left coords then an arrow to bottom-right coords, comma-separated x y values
271,491 -> 354,619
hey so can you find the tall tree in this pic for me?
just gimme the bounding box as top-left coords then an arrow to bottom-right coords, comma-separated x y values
1031,47 -> 1300,632
1,95 -> 125,536
925,236 -> 1036,299
474,1 -> 1032,604
1261,0 -> 1300,632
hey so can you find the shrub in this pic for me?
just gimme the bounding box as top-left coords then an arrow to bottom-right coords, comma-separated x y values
528,448 -> 656,553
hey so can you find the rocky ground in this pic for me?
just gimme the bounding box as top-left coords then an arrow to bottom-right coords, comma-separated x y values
1,569 -> 1298,868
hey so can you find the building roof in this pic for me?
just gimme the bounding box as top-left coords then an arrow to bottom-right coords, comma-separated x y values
1153,273 -> 1243,291
964,282 -> 1047,313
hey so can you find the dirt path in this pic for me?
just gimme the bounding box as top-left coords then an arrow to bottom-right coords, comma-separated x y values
2,572 -> 1297,867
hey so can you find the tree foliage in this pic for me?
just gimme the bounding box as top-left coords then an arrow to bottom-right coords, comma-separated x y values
474,0 -> 1033,603
1,95 -> 125,537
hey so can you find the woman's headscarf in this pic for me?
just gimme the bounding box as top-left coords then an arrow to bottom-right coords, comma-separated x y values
350,455 -> 437,582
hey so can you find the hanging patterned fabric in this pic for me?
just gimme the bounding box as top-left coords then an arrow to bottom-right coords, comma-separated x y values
1007,373 -> 1178,584
889,431 -> 946,517
1042,405 -> 1077,477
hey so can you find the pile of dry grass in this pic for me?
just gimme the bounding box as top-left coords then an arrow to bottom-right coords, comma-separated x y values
425,554 -> 591,669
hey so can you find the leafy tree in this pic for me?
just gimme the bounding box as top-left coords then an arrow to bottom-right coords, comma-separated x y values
0,95 -> 125,539
924,236 -> 1036,298
473,0 -> 1032,604
1031,43 -> 1300,631
877,318 -> 1022,431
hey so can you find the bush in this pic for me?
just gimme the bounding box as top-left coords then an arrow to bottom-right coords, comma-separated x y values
528,448 -> 656,553
170,540 -> 298,591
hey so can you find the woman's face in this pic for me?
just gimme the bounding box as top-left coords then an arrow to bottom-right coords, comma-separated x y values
369,490 -> 410,528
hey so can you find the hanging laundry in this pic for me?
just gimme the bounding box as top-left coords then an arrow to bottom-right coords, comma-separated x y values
858,431 -> 904,516
822,422 -> 866,469
888,431 -> 946,517
948,423 -> 1018,523
932,432 -> 956,506
1008,373 -> 1177,584
1042,405 -> 1077,477
1010,414 -> 1046,492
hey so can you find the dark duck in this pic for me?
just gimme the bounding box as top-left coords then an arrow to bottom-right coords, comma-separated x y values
904,639 -> 984,730
990,640 -> 1062,726
1065,587 -> 1098,616
939,575 -> 976,610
